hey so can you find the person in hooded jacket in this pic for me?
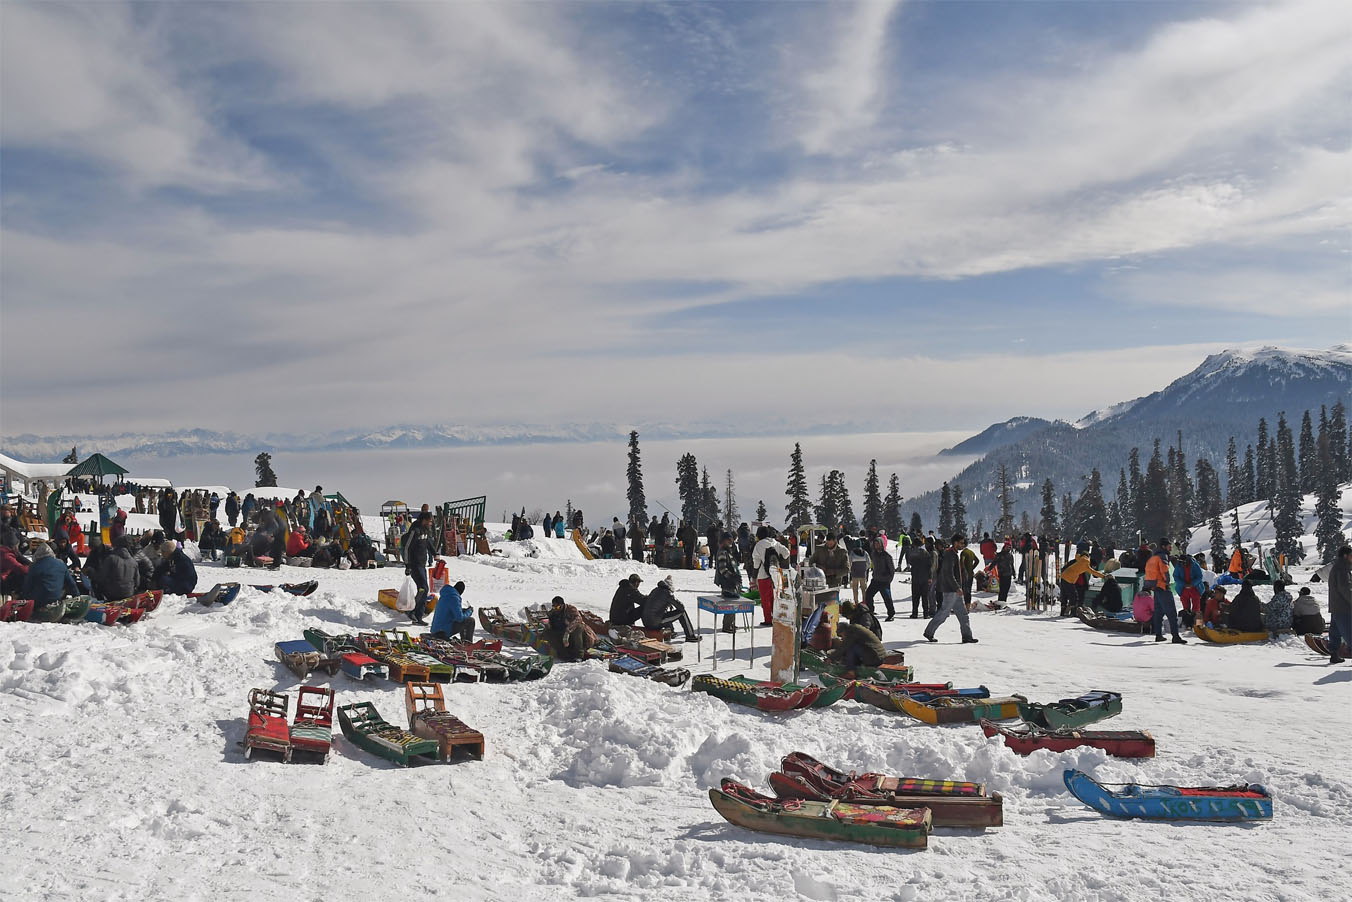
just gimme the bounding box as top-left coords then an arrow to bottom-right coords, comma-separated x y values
629,518 -> 645,562
830,604 -> 887,670
99,537 -> 140,601
402,511 -> 438,626
154,540 -> 198,596
609,574 -> 646,626
22,542 -> 78,610
906,540 -> 933,618
753,526 -> 791,625
1227,580 -> 1265,633
158,489 -> 178,538
677,520 -> 698,569
994,545 -> 1015,604
641,577 -> 699,642
546,595 -> 595,661
864,535 -> 897,620
84,535 -> 111,598
1145,538 -> 1186,644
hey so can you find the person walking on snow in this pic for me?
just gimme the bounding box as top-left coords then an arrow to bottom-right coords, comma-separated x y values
864,535 -> 897,620
752,526 -> 790,626
923,533 -> 977,644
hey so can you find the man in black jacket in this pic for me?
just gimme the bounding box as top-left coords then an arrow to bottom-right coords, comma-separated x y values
609,574 -> 645,626
864,535 -> 897,620
641,577 -> 698,642
99,537 -> 140,601
923,533 -> 977,644
906,541 -> 932,619
403,512 -> 438,626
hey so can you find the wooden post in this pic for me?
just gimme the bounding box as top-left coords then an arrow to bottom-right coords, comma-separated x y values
770,581 -> 800,683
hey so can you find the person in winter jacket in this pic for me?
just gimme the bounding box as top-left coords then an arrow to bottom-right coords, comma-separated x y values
994,546 -> 1015,604
1328,546 -> 1352,664
23,542 -> 77,609
830,618 -> 887,671
1145,539 -> 1185,644
677,521 -> 698,569
199,520 -> 225,561
906,540 -> 932,618
50,528 -> 82,571
609,574 -> 646,626
224,492 -> 240,527
1,534 -> 30,596
546,595 -> 595,661
402,512 -> 438,625
158,489 -> 178,538
1265,581 -> 1293,636
641,577 -> 698,642
154,540 -> 198,596
241,493 -> 256,525
1228,580 -> 1264,633
430,581 -> 473,641
809,533 -> 849,590
612,518 -> 627,560
651,515 -> 668,565
553,516 -> 565,539
98,538 -> 139,601
848,543 -> 870,605
109,509 -> 127,545
838,600 -> 882,641
959,542 -> 980,608
979,533 -> 997,565
864,536 -> 896,620
84,535 -> 111,598
541,512 -> 553,537
599,531 -> 615,558
1291,587 -> 1325,636
923,534 -> 976,644
286,527 -> 313,558
629,519 -> 645,562
752,526 -> 791,625
1059,545 -> 1104,616
1173,555 -> 1206,627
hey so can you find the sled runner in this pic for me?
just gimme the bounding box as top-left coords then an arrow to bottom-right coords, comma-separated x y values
980,720 -> 1155,758
1018,690 -> 1122,730
711,780 -> 930,849
1075,608 -> 1148,634
1063,769 -> 1271,821
769,752 -> 1001,828
1304,633 -> 1350,657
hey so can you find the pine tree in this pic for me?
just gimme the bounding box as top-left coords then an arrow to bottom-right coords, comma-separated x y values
1168,431 -> 1194,543
883,474 -> 903,537
1273,412 -> 1304,564
909,512 -> 923,534
938,482 -> 953,537
1105,500 -> 1122,547
1314,430 -> 1346,564
1330,401 -> 1349,481
861,460 -> 884,531
1019,511 -> 1033,535
1070,468 -> 1108,540
1209,510 -> 1226,565
254,452 -> 278,487
1127,448 -> 1143,535
1230,505 -> 1243,550
1139,440 -> 1170,540
566,499 -> 574,524
1257,417 -> 1278,501
1039,478 -> 1059,536
756,500 -> 768,523
815,473 -> 838,531
700,467 -> 720,532
1113,469 -> 1132,542
952,484 -> 968,537
995,465 -> 1014,537
675,453 -> 701,527
785,443 -> 812,528
1298,409 -> 1316,495
1225,436 -> 1241,508
832,470 -> 859,534
626,431 -> 648,525
1241,445 -> 1256,505
1060,493 -> 1073,541
63,446 -> 78,465
722,469 -> 738,531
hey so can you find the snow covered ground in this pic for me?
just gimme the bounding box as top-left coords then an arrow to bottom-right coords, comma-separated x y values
2,532 -> 1347,902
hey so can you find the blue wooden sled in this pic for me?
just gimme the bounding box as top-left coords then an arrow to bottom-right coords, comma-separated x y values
1063,769 -> 1271,821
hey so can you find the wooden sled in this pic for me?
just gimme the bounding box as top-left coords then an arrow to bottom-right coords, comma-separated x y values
1063,769 -> 1271,821
275,640 -> 341,678
338,701 -> 439,766
289,686 -> 334,763
244,688 -> 292,762
1304,633 -> 1350,657
404,682 -> 485,760
980,720 -> 1155,758
607,653 -> 691,687
711,780 -> 930,849
339,652 -> 387,681
897,694 -> 1025,725
1194,624 -> 1269,645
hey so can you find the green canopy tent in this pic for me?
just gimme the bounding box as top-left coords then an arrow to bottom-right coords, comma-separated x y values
67,453 -> 129,482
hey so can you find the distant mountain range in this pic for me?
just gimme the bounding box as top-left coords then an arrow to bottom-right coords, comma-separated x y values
908,345 -> 1352,532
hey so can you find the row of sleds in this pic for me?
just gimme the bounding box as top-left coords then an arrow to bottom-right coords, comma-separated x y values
243,681 -> 484,766
478,606 -> 692,687
710,752 -> 1272,849
0,590 -> 162,626
277,627 -> 552,684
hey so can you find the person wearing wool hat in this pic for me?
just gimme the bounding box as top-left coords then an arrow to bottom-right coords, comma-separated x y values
153,539 -> 198,597
22,542 -> 78,610
546,595 -> 595,661
609,573 -> 645,626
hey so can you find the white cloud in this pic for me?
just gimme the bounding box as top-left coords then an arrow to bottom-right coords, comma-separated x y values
794,0 -> 903,154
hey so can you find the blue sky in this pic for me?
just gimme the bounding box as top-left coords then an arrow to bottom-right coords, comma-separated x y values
2,0 -> 1348,438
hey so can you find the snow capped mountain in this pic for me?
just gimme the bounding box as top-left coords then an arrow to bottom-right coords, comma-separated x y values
1075,345 -> 1352,429
939,417 -> 1054,456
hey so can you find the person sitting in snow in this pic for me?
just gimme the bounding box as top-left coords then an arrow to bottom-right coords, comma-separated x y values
0,531 -> 30,596
1227,580 -> 1264,633
1059,543 -> 1104,617
430,581 -> 474,642
546,595 -> 595,662
1291,587 -> 1324,635
99,536 -> 140,602
286,525 -> 313,558
199,520 -> 225,562
1265,580 -> 1293,637
838,599 -> 882,640
609,574 -> 645,626
1204,586 -> 1227,627
22,542 -> 78,612
154,540 -> 198,596
641,576 -> 699,642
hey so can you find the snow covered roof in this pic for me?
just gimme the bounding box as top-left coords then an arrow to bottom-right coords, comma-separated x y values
0,451 -> 73,480
127,477 -> 174,488
247,487 -> 300,502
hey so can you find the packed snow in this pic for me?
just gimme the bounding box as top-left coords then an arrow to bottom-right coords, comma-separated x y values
2,530 -> 1347,902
